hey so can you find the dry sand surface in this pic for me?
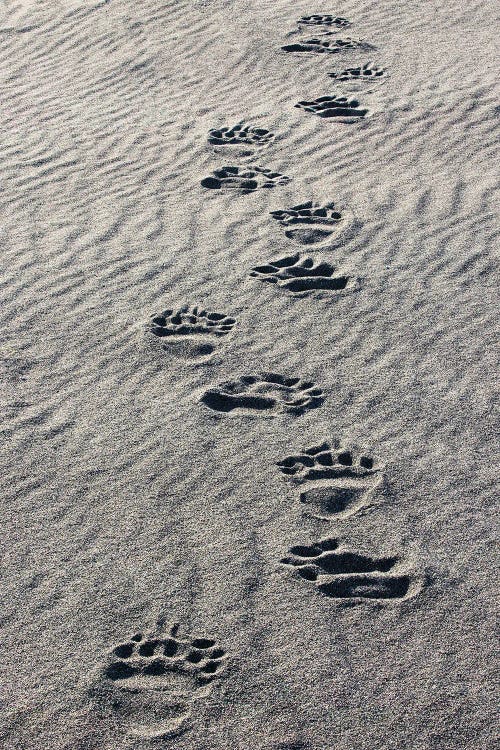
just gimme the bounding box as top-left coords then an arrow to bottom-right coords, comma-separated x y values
0,0 -> 498,748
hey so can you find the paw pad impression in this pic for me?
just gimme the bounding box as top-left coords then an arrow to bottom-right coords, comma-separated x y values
281,538 -> 416,601
282,37 -> 374,54
149,305 -> 236,339
147,304 -> 236,360
295,95 -> 371,121
277,440 -> 383,519
329,61 -> 387,82
208,123 -> 275,148
95,625 -> 227,740
297,14 -> 351,28
201,372 -> 324,415
201,165 -> 290,192
250,253 -> 356,294
270,201 -> 353,247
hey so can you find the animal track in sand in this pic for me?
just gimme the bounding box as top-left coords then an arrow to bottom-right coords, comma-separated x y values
282,37 -> 374,54
297,14 -> 351,28
329,61 -> 387,82
98,625 -> 227,740
201,166 -> 290,192
281,538 -> 415,600
277,439 -> 383,519
147,305 -> 236,359
250,253 -> 357,295
208,123 -> 274,149
201,373 -> 324,416
295,95 -> 371,121
270,201 -> 352,247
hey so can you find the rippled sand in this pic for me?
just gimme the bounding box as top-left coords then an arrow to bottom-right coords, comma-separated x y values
0,1 -> 497,748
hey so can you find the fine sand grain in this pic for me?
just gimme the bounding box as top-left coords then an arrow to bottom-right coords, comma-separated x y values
0,1 -> 498,749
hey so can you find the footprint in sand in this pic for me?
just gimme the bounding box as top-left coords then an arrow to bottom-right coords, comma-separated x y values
208,123 -> 275,156
94,625 -> 227,740
281,538 -> 419,601
201,165 -> 290,193
201,372 -> 324,416
147,304 -> 236,360
277,439 -> 384,520
282,37 -> 374,54
250,253 -> 358,295
270,201 -> 353,248
295,95 -> 371,121
329,61 -> 387,83
297,14 -> 351,29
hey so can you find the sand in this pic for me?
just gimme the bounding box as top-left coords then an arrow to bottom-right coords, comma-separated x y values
0,1 -> 498,748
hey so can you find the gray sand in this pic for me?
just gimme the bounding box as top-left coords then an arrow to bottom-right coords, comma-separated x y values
0,1 -> 498,748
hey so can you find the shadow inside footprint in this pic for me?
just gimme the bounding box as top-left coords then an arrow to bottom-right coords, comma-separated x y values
318,575 -> 411,599
201,391 -> 275,413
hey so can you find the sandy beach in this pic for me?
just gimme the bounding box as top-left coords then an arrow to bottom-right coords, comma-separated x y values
0,1 -> 498,748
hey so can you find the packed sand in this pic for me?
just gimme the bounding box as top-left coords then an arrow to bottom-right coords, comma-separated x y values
0,1 -> 498,748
